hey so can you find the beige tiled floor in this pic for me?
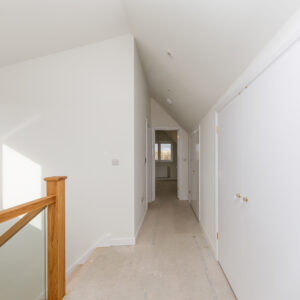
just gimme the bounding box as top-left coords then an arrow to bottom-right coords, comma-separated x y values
65,180 -> 235,300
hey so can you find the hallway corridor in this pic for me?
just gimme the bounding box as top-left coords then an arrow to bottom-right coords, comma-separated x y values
66,181 -> 235,300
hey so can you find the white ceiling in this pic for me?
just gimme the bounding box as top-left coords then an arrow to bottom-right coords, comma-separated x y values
1,0 -> 300,131
123,0 -> 300,131
0,0 -> 129,66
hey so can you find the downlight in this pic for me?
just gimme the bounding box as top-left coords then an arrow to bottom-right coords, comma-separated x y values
166,98 -> 173,104
166,50 -> 173,58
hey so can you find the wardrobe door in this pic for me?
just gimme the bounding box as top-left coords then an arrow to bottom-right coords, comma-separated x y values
218,96 -> 247,298
219,39 -> 300,300
234,39 -> 300,300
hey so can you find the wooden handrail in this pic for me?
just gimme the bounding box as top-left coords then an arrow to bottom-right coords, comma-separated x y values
0,207 -> 44,247
0,176 -> 67,300
0,195 -> 55,223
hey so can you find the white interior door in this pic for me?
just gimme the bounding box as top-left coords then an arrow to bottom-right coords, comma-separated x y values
219,39 -> 300,299
218,95 -> 248,299
190,131 -> 199,219
188,135 -> 193,204
146,122 -> 152,203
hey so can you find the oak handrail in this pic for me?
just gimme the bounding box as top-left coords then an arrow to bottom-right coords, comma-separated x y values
0,207 -> 44,247
0,176 -> 67,300
0,195 -> 55,223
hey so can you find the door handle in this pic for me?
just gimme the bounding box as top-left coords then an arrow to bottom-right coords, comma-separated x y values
243,196 -> 249,203
235,193 -> 242,198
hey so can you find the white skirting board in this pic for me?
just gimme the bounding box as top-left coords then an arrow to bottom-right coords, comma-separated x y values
39,227 -> 144,298
66,209 -> 148,278
135,206 -> 148,239
66,234 -> 136,278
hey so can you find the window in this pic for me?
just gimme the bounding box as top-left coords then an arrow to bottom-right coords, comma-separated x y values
160,143 -> 172,161
155,142 -> 172,161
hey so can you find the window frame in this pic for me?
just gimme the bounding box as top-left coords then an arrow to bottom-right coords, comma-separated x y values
155,141 -> 173,162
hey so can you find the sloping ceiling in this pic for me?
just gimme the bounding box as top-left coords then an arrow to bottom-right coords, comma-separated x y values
123,0 -> 300,131
0,0 -> 129,67
1,0 -> 300,131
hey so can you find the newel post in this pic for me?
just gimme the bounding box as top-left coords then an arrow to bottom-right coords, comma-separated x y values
45,176 -> 67,300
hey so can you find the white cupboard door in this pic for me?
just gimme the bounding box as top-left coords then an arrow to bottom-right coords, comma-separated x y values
219,39 -> 300,300
218,96 -> 247,298
236,39 -> 300,300
192,131 -> 199,219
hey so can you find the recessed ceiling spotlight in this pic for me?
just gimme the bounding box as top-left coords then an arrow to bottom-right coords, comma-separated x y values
166,50 -> 173,58
166,98 -> 173,104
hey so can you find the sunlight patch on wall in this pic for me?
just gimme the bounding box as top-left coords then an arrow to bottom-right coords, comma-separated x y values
2,145 -> 42,229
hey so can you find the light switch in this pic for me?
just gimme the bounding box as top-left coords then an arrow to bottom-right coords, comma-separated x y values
112,159 -> 119,166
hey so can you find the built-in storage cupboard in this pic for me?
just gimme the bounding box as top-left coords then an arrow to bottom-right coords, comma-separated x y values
218,39 -> 300,299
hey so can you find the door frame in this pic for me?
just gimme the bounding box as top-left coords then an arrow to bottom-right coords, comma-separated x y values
189,128 -> 201,220
145,118 -> 152,203
214,112 -> 219,260
152,127 -> 181,201
198,126 -> 201,221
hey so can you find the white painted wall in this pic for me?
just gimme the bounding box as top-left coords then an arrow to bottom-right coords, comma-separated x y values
133,43 -> 150,238
0,34 -> 137,275
151,99 -> 181,128
151,99 -> 188,200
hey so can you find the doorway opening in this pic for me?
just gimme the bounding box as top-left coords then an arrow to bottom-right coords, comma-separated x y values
153,130 -> 178,200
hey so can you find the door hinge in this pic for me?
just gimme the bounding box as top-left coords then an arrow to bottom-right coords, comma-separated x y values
216,126 -> 219,134
217,232 -> 219,240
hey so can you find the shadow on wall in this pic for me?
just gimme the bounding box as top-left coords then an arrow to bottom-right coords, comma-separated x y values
0,116 -> 46,300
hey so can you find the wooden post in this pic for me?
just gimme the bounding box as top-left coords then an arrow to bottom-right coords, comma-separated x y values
45,176 -> 67,300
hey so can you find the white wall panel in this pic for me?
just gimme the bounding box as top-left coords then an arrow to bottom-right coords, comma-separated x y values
218,38 -> 300,300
